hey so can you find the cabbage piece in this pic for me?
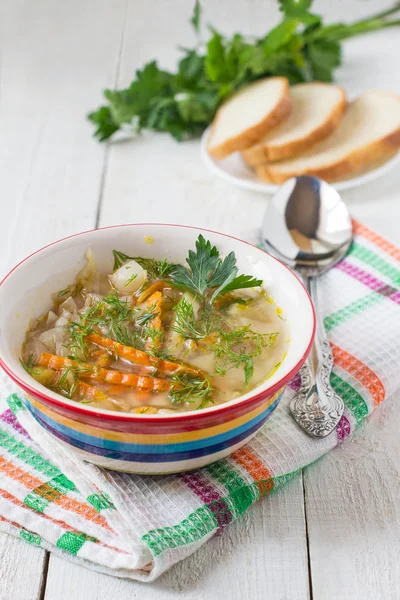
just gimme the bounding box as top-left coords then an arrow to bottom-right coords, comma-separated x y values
46,311 -> 58,327
83,293 -> 103,310
54,316 -> 70,328
76,249 -> 99,294
39,327 -> 69,354
23,338 -> 49,363
59,297 -> 77,314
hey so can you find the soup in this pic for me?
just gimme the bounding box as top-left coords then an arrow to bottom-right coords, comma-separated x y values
21,235 -> 289,413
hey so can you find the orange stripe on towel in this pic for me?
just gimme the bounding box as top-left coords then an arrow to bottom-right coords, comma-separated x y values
232,447 -> 273,497
353,219 -> 400,262
331,344 -> 385,406
0,458 -> 111,530
0,488 -> 127,555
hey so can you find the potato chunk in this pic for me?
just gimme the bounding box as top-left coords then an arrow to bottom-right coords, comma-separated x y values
110,260 -> 147,293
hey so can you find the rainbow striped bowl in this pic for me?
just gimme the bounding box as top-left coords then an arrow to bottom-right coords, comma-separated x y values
0,224 -> 315,474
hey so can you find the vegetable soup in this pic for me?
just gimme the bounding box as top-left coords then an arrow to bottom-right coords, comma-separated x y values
21,236 -> 289,413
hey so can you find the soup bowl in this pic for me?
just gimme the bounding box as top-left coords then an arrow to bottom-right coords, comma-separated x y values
0,224 -> 315,474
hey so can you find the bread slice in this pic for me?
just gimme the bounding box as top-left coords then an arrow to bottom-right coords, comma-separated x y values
256,91 -> 400,184
207,77 -> 291,159
241,83 -> 346,165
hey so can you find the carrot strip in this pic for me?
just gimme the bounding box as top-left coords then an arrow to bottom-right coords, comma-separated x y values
136,281 -> 166,305
38,353 -> 171,392
106,384 -> 128,395
87,334 -> 151,366
78,382 -> 107,402
87,333 -> 198,376
144,291 -> 163,351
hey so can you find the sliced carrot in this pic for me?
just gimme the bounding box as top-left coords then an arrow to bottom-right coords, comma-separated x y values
136,281 -> 166,305
94,352 -> 112,368
38,353 -> 171,393
106,384 -> 128,395
197,333 -> 219,351
78,382 -> 107,402
134,406 -> 158,414
144,291 -> 163,351
88,333 -> 151,366
87,333 -> 198,377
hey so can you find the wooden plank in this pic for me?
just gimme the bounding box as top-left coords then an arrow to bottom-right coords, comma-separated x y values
0,0 -> 127,597
303,15 -> 400,599
0,0 -> 127,277
44,475 -> 309,600
0,531 -> 47,600
305,396 -> 400,600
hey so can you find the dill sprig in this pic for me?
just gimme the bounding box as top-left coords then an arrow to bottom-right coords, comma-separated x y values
171,297 -> 209,340
20,355 -> 35,374
68,291 -> 138,355
169,373 -> 213,408
57,364 -> 97,399
143,326 -> 164,354
57,287 -> 72,298
136,301 -> 158,327
124,272 -> 137,287
112,250 -> 176,278
112,250 -> 134,271
212,327 -> 279,387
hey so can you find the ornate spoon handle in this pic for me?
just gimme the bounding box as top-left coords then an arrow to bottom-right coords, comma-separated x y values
290,276 -> 344,437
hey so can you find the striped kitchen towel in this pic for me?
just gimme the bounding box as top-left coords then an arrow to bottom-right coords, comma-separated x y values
0,220 -> 399,581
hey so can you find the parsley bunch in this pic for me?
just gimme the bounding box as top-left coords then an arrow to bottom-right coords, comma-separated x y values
88,0 -> 400,142
171,235 -> 262,304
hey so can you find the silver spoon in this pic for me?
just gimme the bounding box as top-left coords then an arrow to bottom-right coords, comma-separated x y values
262,175 -> 353,437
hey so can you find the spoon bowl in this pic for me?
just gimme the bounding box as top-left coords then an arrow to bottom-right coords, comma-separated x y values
262,175 -> 353,438
263,175 -> 353,267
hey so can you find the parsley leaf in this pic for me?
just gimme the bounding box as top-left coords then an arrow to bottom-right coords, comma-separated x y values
190,0 -> 202,33
306,39 -> 341,81
171,235 -> 262,304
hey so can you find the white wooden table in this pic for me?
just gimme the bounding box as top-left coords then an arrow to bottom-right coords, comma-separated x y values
1,1 -> 400,598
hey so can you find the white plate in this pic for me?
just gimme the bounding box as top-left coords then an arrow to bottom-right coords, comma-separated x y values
200,127 -> 400,194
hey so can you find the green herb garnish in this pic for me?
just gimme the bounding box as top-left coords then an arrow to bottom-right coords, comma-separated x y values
112,250 -> 176,279
57,364 -> 96,399
212,327 -> 279,386
112,250 -> 134,271
69,291 -> 137,352
171,297 -> 209,340
169,372 -> 213,408
57,287 -> 72,298
88,1 -> 400,142
20,356 -> 56,387
171,235 -> 262,304
143,326 -> 164,355
20,355 -> 35,373
124,273 -> 137,287
136,309 -> 158,327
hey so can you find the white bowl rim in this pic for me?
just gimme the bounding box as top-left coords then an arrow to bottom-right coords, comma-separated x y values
0,223 -> 316,422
